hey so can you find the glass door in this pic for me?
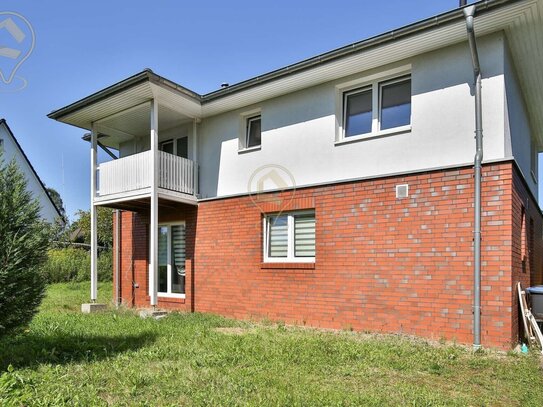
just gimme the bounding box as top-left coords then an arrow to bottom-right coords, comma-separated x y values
156,223 -> 186,297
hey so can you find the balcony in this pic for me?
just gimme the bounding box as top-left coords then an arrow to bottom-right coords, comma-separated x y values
96,150 -> 198,206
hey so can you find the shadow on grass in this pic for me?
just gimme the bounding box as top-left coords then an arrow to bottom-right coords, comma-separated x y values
0,331 -> 157,370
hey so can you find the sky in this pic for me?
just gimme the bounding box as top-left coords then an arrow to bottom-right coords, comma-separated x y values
2,0 -> 526,221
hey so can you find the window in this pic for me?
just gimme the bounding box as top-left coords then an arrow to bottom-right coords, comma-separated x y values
160,140 -> 174,154
157,223 -> 186,297
379,77 -> 411,130
0,139 -> 3,152
246,115 -> 261,149
177,137 -> 188,159
264,211 -> 315,262
160,136 -> 189,159
344,88 -> 372,137
342,74 -> 411,139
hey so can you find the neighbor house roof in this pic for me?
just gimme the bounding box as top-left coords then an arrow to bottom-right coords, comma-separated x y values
0,118 -> 64,221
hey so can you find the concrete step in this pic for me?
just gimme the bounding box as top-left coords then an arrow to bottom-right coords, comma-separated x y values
81,303 -> 108,313
139,309 -> 169,320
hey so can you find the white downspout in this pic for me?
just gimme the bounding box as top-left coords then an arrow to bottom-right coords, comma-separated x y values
464,5 -> 483,351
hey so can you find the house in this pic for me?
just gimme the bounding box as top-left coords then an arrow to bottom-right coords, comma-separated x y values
0,119 -> 63,223
48,0 -> 543,349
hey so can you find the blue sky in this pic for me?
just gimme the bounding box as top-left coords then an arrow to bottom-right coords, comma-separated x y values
2,0 -> 525,220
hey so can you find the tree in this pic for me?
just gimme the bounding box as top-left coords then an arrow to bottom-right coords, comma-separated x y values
70,207 -> 114,249
46,187 -> 66,220
0,156 -> 50,337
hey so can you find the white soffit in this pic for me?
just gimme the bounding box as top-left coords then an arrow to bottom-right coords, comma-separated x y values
58,81 -> 201,131
61,82 -> 152,130
504,0 -> 543,146
94,102 -> 194,148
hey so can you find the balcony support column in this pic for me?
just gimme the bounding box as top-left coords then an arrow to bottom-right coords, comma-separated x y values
149,100 -> 159,307
90,123 -> 98,302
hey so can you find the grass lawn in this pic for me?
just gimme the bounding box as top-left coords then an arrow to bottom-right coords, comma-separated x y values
1,283 -> 543,406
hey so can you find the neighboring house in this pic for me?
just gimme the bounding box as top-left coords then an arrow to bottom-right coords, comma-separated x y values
49,0 -> 543,349
0,119 -> 63,223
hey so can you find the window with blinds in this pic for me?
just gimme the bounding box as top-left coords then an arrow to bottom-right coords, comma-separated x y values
265,211 -> 315,262
268,215 -> 288,258
156,223 -> 186,296
294,214 -> 316,257
171,225 -> 186,294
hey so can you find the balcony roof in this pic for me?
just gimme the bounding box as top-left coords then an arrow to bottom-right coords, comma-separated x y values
49,0 -> 543,144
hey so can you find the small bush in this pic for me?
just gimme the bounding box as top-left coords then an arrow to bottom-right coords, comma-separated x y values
40,248 -> 112,283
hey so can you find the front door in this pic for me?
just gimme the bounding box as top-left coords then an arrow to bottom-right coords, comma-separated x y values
157,222 -> 186,297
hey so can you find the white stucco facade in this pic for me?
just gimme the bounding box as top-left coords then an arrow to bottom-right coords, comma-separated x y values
191,32 -> 535,200
112,33 -> 537,202
0,121 -> 61,223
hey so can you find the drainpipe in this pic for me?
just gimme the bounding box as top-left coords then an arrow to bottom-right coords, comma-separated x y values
464,5 -> 483,350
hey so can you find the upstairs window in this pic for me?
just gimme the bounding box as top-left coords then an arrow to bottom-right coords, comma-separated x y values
379,76 -> 411,130
344,87 -> 372,137
246,115 -> 261,149
264,211 -> 315,263
343,74 -> 411,140
0,139 -> 3,152
160,136 -> 189,159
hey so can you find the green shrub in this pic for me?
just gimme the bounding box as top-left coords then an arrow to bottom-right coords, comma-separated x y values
40,248 -> 112,283
0,158 -> 49,338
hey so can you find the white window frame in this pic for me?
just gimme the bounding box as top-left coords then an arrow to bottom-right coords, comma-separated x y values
239,108 -> 262,153
150,221 -> 186,299
336,65 -> 412,144
263,210 -> 315,263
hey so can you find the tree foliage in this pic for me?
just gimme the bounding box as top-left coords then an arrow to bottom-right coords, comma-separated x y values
0,157 -> 50,337
46,187 -> 66,220
70,207 -> 114,249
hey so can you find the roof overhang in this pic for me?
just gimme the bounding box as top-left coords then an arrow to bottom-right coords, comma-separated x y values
48,0 -> 543,144
48,70 -> 201,130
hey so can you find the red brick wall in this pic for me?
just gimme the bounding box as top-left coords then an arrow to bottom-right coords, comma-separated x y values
113,161 -> 543,349
113,206 -> 197,311
511,168 -> 543,344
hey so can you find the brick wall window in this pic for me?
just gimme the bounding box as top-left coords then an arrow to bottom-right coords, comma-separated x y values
263,211 -> 315,263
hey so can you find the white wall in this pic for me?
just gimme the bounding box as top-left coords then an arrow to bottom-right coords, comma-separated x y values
0,123 -> 59,223
197,33 -> 507,199
504,42 -> 538,197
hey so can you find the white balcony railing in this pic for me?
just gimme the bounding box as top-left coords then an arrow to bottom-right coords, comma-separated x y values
97,150 -> 198,198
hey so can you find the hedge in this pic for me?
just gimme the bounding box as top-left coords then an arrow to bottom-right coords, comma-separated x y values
40,248 -> 112,283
